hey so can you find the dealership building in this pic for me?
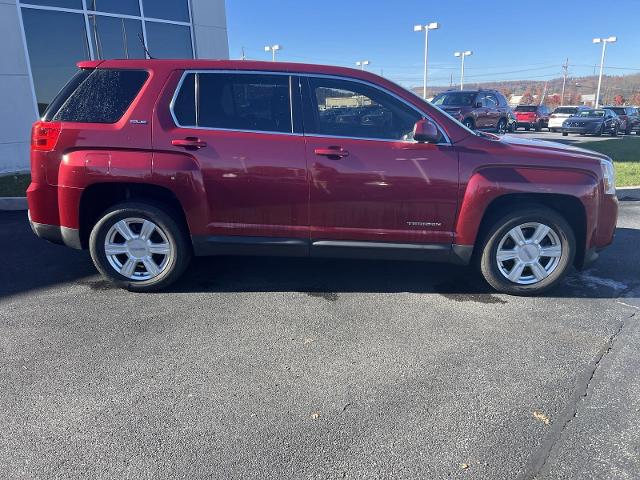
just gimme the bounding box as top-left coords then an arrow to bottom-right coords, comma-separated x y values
0,0 -> 229,174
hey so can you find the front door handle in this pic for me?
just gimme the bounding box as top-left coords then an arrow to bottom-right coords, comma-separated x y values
314,146 -> 349,159
172,137 -> 207,150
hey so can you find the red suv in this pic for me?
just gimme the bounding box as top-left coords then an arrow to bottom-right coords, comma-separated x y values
514,105 -> 551,131
431,89 -> 511,134
27,60 -> 618,295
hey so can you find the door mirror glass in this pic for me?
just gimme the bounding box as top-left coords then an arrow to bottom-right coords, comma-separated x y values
413,119 -> 440,143
475,101 -> 483,108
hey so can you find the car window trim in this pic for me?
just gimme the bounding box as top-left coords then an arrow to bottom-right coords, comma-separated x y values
169,69 -> 451,145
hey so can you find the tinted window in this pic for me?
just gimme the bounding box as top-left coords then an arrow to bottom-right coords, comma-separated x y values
88,15 -> 145,59
553,107 -> 578,114
177,73 -> 292,133
305,77 -> 422,141
142,0 -> 190,21
173,73 -> 196,126
608,107 -> 626,115
22,0 -> 82,7
483,94 -> 499,108
46,69 -> 148,123
145,22 -> 193,59
88,0 -> 140,15
432,92 -> 476,106
22,8 -> 91,115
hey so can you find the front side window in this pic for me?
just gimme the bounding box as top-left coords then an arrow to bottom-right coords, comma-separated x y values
173,73 -> 292,133
432,92 -> 476,107
305,77 -> 421,140
484,94 -> 499,108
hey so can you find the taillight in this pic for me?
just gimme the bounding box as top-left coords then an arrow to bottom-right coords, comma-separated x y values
31,121 -> 61,152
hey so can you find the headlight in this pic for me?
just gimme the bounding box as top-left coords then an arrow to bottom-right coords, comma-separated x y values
600,160 -> 616,195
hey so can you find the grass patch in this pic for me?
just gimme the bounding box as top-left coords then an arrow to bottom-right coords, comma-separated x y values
579,136 -> 640,187
0,173 -> 31,197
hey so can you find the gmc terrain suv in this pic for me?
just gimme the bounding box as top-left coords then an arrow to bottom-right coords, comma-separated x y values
28,60 -> 618,295
431,89 -> 511,134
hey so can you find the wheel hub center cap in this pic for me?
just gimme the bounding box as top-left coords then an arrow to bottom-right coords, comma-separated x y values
127,239 -> 149,259
518,243 -> 540,263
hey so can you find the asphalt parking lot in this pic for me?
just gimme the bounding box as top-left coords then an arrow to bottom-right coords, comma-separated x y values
1,201 -> 638,479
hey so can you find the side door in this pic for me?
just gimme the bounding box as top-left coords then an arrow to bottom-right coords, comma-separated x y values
301,75 -> 459,251
483,93 -> 501,129
158,71 -> 308,250
472,93 -> 489,129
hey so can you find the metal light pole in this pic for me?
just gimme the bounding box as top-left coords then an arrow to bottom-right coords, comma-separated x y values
264,44 -> 282,62
454,51 -> 472,90
414,22 -> 439,99
592,36 -> 616,108
356,60 -> 370,70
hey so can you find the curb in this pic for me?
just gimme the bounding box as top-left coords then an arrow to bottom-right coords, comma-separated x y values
0,197 -> 27,211
617,187 -> 640,201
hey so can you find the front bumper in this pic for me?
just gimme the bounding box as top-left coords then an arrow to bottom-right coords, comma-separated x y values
28,211 -> 82,249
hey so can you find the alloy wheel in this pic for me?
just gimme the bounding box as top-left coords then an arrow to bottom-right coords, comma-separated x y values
495,222 -> 562,285
104,217 -> 174,281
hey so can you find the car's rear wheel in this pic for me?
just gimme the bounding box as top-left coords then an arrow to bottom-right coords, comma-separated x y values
534,122 -> 541,132
463,118 -> 475,130
478,207 -> 575,295
89,202 -> 191,292
610,126 -> 619,137
562,132 -> 568,136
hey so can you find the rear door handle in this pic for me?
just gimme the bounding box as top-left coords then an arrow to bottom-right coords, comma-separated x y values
172,137 -> 207,149
314,146 -> 349,159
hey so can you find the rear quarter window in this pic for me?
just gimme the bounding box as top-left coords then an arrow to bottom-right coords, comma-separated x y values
44,69 -> 149,123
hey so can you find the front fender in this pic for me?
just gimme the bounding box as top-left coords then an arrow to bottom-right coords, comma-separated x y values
455,166 -> 599,246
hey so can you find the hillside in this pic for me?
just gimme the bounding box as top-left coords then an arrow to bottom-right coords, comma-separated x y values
413,73 -> 640,106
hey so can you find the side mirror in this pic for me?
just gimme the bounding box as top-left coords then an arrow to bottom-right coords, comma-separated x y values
413,118 -> 440,143
475,102 -> 483,108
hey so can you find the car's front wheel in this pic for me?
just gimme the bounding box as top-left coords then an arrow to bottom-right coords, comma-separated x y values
89,202 -> 192,292
478,207 -> 575,295
496,118 -> 507,134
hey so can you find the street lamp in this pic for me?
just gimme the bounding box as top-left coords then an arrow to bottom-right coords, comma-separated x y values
264,44 -> 282,62
454,50 -> 473,90
356,60 -> 370,70
414,22 -> 439,99
592,36 -> 617,108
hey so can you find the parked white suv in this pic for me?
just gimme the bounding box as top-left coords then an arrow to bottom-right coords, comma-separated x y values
548,106 -> 590,132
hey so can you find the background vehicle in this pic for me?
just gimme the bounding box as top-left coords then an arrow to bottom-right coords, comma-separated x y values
561,108 -> 621,136
548,106 -> 590,132
431,89 -> 511,133
602,106 -> 640,134
514,105 -> 551,131
27,60 -> 618,296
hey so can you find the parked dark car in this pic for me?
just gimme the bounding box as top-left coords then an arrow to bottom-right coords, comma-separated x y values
561,108 -> 621,136
27,60 -> 618,295
514,105 -> 550,131
431,89 -> 511,133
602,106 -> 640,134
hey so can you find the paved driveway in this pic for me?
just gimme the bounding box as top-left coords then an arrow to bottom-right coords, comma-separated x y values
1,203 -> 638,479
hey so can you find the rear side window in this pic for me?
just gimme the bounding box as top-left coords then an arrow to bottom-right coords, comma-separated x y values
172,72 -> 292,133
44,69 -> 148,123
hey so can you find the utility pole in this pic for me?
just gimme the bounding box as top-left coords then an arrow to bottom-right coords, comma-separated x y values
414,23 -> 440,99
241,46 -> 246,60
561,58 -> 569,105
454,51 -> 472,90
539,81 -> 548,105
593,36 -> 617,108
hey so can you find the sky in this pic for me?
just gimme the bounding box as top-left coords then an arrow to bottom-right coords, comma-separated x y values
225,0 -> 640,89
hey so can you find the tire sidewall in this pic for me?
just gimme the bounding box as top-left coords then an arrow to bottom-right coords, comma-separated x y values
479,209 -> 575,295
89,202 -> 190,291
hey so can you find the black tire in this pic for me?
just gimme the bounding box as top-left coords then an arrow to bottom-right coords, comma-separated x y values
497,118 -> 507,135
524,126 -> 530,131
595,125 -> 604,137
625,126 -> 631,135
550,128 -> 557,133
610,126 -> 618,137
477,206 -> 575,296
534,122 -> 541,132
562,132 -> 568,136
89,202 -> 192,292
463,118 -> 475,130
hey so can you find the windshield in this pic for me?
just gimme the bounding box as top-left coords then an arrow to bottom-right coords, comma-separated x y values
432,92 -> 476,106
608,108 -> 626,115
515,105 -> 537,112
578,110 -> 606,118
553,107 -> 578,115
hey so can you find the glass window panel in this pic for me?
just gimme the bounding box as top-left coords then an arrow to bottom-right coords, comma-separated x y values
142,0 -> 189,21
197,73 -> 291,133
87,15 -> 145,60
88,0 -> 140,16
21,0 -> 82,8
172,73 -> 196,126
145,22 -> 192,59
21,8 -> 91,115
306,78 -> 421,140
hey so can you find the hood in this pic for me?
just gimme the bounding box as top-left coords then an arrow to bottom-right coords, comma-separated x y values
492,134 -> 611,162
